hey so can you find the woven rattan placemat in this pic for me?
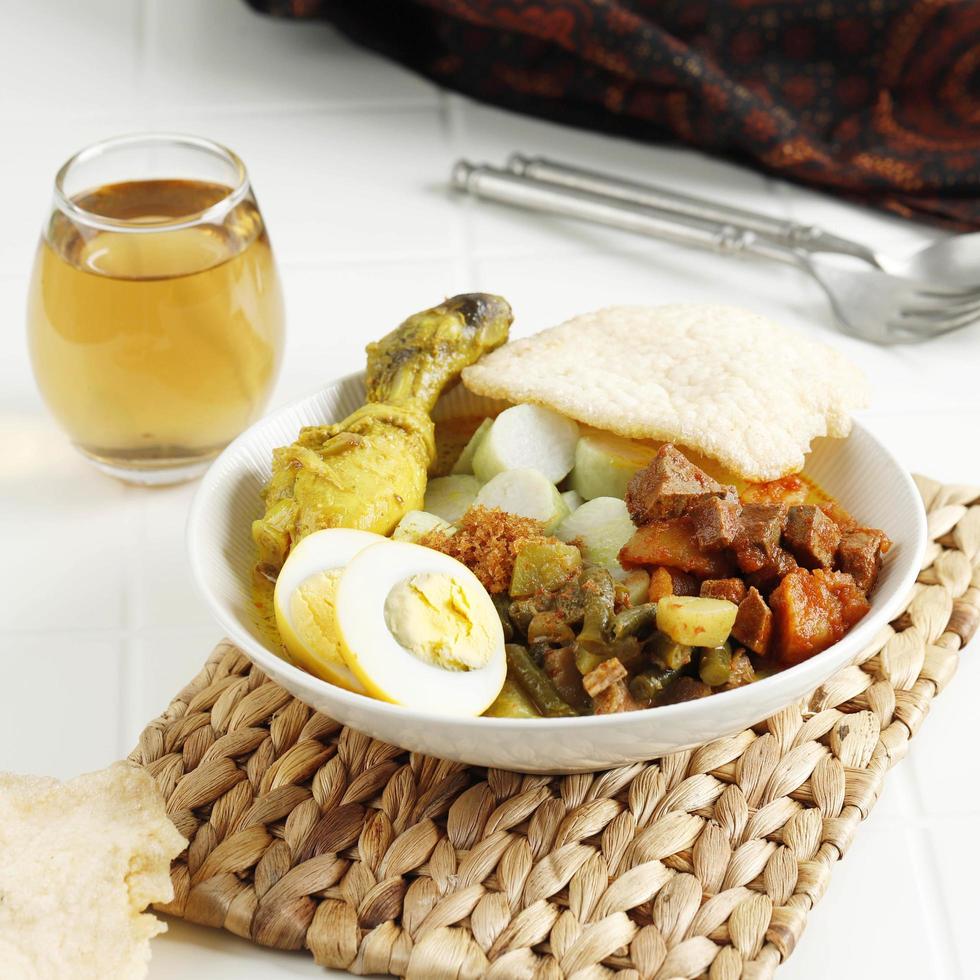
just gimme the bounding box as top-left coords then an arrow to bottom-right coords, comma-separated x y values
131,475 -> 978,979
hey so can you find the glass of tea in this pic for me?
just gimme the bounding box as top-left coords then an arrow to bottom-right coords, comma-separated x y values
28,133 -> 285,484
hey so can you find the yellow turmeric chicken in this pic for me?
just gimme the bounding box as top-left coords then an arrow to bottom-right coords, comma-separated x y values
252,293 -> 513,573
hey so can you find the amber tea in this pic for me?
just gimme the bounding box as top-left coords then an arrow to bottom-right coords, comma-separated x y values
28,137 -> 284,483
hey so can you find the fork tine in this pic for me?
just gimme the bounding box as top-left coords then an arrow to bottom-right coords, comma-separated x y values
939,295 -> 980,312
885,320 -> 978,341
890,308 -> 980,334
905,290 -> 980,312
900,298 -> 980,320
910,282 -> 980,300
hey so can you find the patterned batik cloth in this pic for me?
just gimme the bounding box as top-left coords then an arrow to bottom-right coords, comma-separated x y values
247,0 -> 980,229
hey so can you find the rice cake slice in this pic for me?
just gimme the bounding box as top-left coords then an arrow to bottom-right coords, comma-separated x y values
462,304 -> 868,481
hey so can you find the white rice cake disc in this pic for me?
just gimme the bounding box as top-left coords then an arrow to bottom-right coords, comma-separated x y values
462,304 -> 868,481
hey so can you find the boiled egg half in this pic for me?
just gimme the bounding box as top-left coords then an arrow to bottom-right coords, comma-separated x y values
273,528 -> 385,693
335,540 -> 506,715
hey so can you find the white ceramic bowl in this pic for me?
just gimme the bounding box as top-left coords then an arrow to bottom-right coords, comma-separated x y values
188,375 -> 926,774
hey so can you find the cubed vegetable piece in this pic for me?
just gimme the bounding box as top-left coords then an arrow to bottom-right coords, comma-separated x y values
769,568 -> 867,665
510,541 -> 583,597
556,496 -> 635,577
659,676 -> 712,704
648,632 -> 693,670
575,646 -> 606,676
423,475 -> 481,522
505,644 -> 578,717
451,417 -> 493,474
475,468 -> 568,532
629,665 -> 682,702
727,652 -> 756,689
656,595 -> 738,648
560,489 -> 584,513
593,680 -> 644,713
392,510 -> 452,542
698,644 -> 733,686
543,646 -> 592,712
583,657 -> 627,697
570,429 -> 657,501
623,569 -> 650,606
612,602 -> 658,640
483,676 -> 542,718
473,403 -> 580,484
647,567 -> 674,602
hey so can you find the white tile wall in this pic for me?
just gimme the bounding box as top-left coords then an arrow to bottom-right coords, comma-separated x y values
0,2 -> 977,978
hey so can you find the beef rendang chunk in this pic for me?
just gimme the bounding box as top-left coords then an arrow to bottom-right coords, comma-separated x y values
838,528 -> 889,592
700,577 -> 748,605
732,504 -> 788,574
731,587 -> 773,655
625,444 -> 735,525
784,504 -> 841,569
618,444 -> 889,668
690,494 -> 741,551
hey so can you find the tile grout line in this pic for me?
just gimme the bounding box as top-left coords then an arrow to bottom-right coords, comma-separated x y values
902,732 -> 978,974
118,487 -> 147,757
134,0 -> 150,102
769,179 -> 797,222
763,175 -> 793,221
864,759 -> 966,974
902,824 -> 965,980
273,239 -> 661,269
443,94 -> 480,291
150,97 -> 443,123
0,97 -> 442,128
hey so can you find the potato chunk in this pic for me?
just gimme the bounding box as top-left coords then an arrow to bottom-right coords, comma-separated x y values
656,595 -> 738,648
619,516 -> 734,578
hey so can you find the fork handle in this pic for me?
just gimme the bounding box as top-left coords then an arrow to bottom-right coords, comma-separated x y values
452,161 -> 804,267
508,154 -> 880,268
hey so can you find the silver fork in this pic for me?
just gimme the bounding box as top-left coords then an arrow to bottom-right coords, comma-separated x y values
508,153 -> 980,288
451,160 -> 980,344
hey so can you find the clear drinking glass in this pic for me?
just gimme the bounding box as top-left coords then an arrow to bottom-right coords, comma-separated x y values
27,133 -> 285,484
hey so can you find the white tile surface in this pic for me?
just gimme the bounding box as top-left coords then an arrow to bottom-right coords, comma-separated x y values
0,634 -> 123,779
144,0 -> 437,112
127,483 -> 216,630
124,627 -> 223,747
0,413 -> 129,632
779,820 -> 951,980
921,819 -> 980,978
0,3 -> 977,979
0,0 -> 141,122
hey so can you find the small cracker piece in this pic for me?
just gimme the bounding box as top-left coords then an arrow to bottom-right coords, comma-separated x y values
0,762 -> 186,980
462,304 -> 868,481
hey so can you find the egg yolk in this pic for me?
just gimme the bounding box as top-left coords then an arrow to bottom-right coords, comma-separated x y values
383,572 -> 494,671
289,569 -> 346,666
